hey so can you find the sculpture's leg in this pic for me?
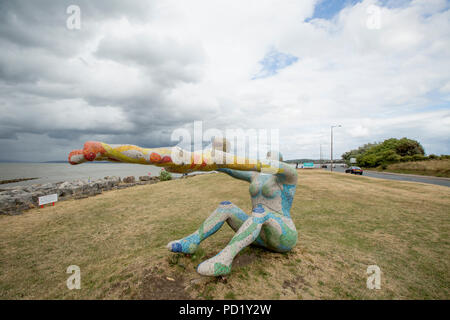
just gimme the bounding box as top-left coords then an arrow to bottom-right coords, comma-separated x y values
196,205 -> 269,276
256,215 -> 298,253
167,201 -> 249,254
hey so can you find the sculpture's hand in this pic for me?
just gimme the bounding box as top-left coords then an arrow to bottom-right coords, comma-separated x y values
68,141 -> 108,165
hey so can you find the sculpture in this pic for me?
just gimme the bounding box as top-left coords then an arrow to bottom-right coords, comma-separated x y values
69,140 -> 298,276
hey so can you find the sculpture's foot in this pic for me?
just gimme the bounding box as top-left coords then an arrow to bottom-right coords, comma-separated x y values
197,253 -> 233,276
167,233 -> 200,254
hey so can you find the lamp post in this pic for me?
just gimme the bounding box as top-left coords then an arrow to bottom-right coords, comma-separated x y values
330,125 -> 341,172
320,144 -> 322,167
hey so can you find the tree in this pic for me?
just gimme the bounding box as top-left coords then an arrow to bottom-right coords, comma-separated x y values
342,137 -> 426,168
394,138 -> 425,156
342,142 -> 378,165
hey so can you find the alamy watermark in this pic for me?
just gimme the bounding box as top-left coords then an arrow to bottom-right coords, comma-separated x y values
169,121 -> 281,170
366,265 -> 381,290
366,5 -> 381,30
66,265 -> 81,290
66,5 -> 81,30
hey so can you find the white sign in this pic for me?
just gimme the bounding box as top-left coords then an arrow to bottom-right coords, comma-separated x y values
38,193 -> 58,206
350,158 -> 357,164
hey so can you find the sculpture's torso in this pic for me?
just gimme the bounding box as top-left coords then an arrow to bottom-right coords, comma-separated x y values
249,173 -> 296,218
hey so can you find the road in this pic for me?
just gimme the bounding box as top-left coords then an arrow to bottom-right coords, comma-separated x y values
324,166 -> 450,187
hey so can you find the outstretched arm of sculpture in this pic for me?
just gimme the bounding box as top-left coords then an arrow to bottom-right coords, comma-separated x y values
216,168 -> 254,182
68,141 -> 285,175
214,155 -> 297,184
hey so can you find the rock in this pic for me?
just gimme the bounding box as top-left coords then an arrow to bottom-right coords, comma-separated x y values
40,183 -> 56,190
0,175 -> 162,215
74,194 -> 89,199
57,182 -> 75,197
104,180 -> 114,189
86,182 -> 101,194
31,190 -> 46,204
123,176 -> 135,183
0,194 -> 16,213
95,180 -> 108,190
81,183 -> 92,194
89,190 -> 102,197
104,176 -> 121,184
138,176 -> 160,182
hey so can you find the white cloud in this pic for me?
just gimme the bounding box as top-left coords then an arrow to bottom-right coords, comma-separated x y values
349,125 -> 370,138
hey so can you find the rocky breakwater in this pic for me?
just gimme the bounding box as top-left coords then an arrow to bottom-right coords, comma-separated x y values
0,175 -> 160,215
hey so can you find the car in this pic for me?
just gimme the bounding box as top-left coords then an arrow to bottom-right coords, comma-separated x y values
345,166 -> 363,175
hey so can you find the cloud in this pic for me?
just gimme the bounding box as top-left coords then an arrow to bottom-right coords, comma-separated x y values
0,0 -> 449,162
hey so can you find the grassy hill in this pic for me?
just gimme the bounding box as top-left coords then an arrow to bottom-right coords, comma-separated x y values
371,159 -> 450,178
0,170 -> 449,299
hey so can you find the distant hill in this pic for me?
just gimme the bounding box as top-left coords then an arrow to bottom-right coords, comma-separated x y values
0,160 -> 34,163
0,160 -> 114,164
0,160 -> 68,163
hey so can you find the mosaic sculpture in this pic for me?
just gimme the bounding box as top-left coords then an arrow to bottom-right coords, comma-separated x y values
69,141 -> 298,276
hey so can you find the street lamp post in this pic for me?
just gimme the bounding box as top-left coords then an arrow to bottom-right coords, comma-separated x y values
330,125 -> 342,172
320,144 -> 322,166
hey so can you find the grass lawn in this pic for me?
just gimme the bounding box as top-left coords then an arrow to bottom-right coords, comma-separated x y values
0,170 -> 449,299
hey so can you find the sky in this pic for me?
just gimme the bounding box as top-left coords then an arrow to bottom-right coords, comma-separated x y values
0,0 -> 449,162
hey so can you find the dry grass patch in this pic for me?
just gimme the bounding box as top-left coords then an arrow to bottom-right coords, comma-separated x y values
0,171 -> 449,299
375,159 -> 450,178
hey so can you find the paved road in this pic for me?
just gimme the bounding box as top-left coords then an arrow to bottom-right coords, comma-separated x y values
324,166 -> 450,187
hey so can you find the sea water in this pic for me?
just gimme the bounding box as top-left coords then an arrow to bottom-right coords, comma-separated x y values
0,162 -> 178,187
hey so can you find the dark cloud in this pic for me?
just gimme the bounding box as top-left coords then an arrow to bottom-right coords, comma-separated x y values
95,33 -> 204,86
0,0 -> 214,161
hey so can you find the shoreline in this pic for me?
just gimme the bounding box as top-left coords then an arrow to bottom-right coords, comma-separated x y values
0,173 -> 202,216
0,177 -> 39,185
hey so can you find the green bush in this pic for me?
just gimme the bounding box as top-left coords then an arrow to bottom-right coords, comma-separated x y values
342,142 -> 378,166
357,154 -> 378,167
159,170 -> 172,181
382,150 -> 401,163
412,154 -> 427,161
394,138 -> 425,156
343,137 -> 426,168
402,155 -> 414,162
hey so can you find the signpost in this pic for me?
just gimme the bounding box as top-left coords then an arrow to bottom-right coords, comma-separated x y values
38,193 -> 58,208
350,158 -> 356,164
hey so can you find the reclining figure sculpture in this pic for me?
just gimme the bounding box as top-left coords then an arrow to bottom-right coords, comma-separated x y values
69,140 -> 298,276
